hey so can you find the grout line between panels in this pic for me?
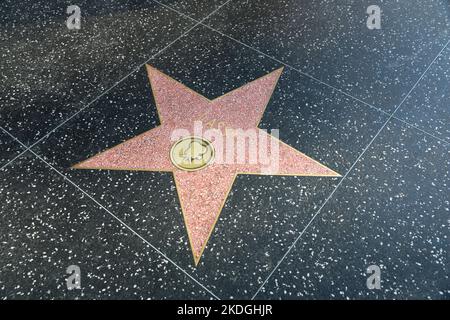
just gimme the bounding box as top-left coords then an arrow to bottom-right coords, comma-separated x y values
0,125 -> 221,300
150,0 -> 450,148
250,39 -> 450,300
2,0 -> 235,169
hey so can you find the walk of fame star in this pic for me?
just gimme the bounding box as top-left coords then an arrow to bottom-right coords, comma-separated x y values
72,65 -> 341,265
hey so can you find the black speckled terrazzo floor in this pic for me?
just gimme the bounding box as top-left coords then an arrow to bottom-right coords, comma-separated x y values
0,0 -> 449,300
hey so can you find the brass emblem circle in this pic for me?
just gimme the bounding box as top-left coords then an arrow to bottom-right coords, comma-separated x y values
170,136 -> 215,171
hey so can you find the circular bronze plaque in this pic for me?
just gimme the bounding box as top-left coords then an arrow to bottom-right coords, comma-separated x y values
170,136 -> 215,171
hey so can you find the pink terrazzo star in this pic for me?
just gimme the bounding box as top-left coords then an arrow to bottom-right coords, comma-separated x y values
73,65 -> 340,265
